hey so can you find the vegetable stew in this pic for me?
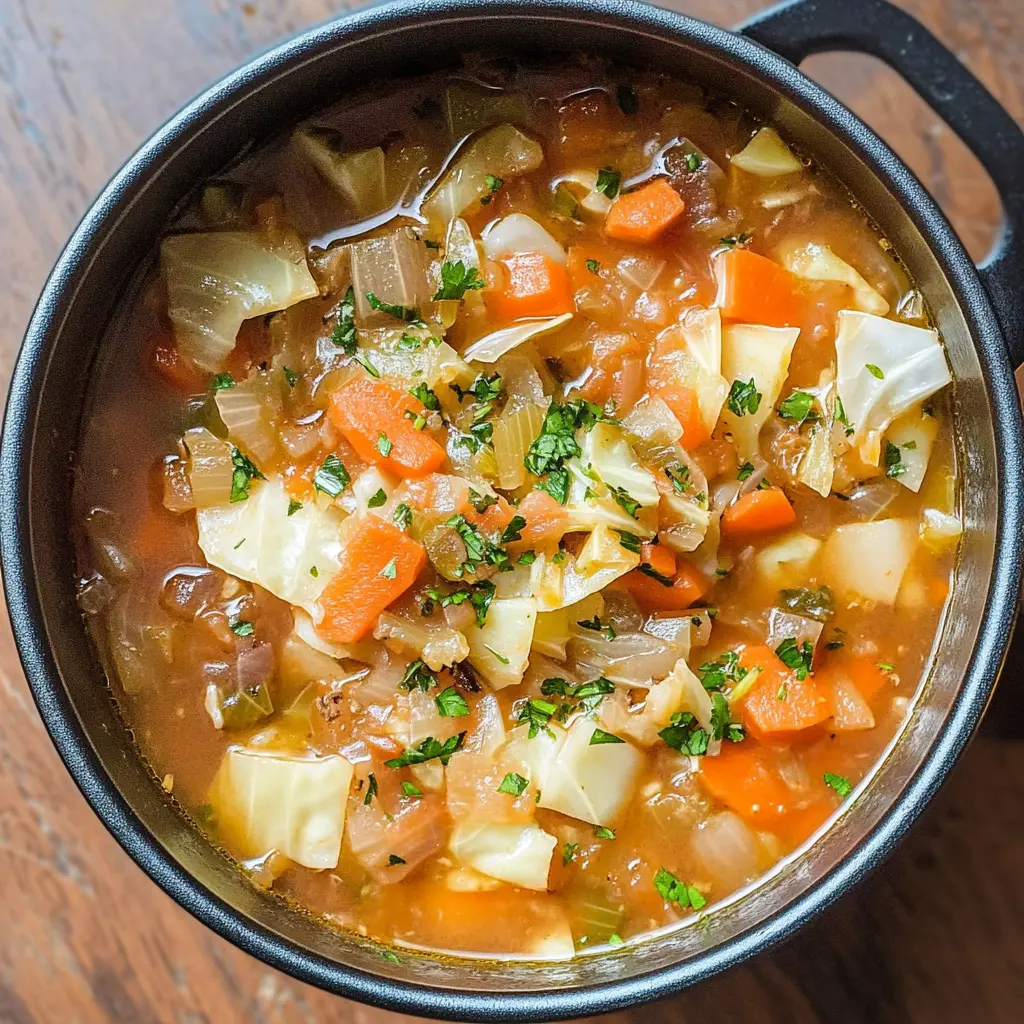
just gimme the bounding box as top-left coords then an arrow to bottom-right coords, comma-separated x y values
73,59 -> 959,961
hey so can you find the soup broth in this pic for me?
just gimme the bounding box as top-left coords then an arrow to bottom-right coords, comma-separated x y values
74,58 -> 959,960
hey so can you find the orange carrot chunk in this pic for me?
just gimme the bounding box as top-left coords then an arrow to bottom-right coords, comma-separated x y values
317,519 -> 426,644
514,490 -> 570,552
604,179 -> 686,243
737,644 -> 834,739
329,377 -> 446,480
720,488 -> 796,538
640,541 -> 676,578
714,248 -> 805,327
622,557 -> 708,611
655,384 -> 710,450
487,252 -> 575,321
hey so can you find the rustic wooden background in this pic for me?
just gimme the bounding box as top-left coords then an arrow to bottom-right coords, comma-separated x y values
1,0 -> 1022,1021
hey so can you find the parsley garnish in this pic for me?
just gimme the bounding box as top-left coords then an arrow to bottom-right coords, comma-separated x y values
434,260 -> 486,301
884,440 -> 906,479
501,515 -> 526,544
287,499 -> 303,516
698,651 -> 747,692
659,711 -> 709,755
450,373 -> 503,405
577,616 -> 617,641
562,841 -> 579,864
824,772 -> 853,797
283,366 -> 298,387
865,363 -> 885,380
779,586 -> 834,621
654,868 -> 706,910
229,448 -> 265,503
468,489 -> 498,514
589,728 -> 625,746
384,733 -> 465,769
517,698 -> 558,739
497,772 -> 529,796
480,173 -> 504,204
774,637 -> 814,680
363,772 -> 378,806
368,488 -> 387,509
376,432 -> 393,457
353,350 -> 381,378
778,390 -> 816,424
230,620 -> 254,637
737,462 -> 755,482
518,550 -> 536,565
409,381 -> 441,411
444,513 -> 509,576
435,686 -> 470,718
665,464 -> 690,494
484,644 -> 510,665
393,503 -> 413,531
610,486 -> 641,519
684,151 -> 703,172
719,231 -> 753,249
366,291 -> 422,324
727,378 -> 762,417
596,167 -> 621,199
594,826 -> 616,840
539,468 -> 570,504
313,454 -> 350,497
614,530 -> 642,554
331,286 -> 357,354
835,395 -> 854,435
638,562 -> 674,586
211,372 -> 235,390
398,660 -> 438,692
586,258 -> 601,274
388,854 -> 406,866
380,557 -> 398,580
401,781 -> 423,798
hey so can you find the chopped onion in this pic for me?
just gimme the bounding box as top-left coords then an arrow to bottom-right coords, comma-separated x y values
737,455 -> 770,496
690,811 -> 761,890
569,630 -> 681,687
408,687 -> 464,746
617,254 -> 666,292
831,677 -> 876,731
844,478 -> 900,521
162,456 -> 194,513
84,508 -> 136,580
374,611 -> 469,671
215,379 -> 279,465
493,402 -> 546,489
766,608 -> 823,650
350,229 -> 430,326
463,313 -> 573,363
291,127 -> 386,218
183,428 -> 234,509
482,214 -> 566,264
346,793 -> 447,882
623,397 -> 683,454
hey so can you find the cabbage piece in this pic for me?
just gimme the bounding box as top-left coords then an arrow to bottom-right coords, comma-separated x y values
208,748 -> 353,869
754,530 -> 822,586
920,508 -> 962,552
555,170 -> 613,216
353,466 -> 398,518
359,331 -> 473,393
465,597 -> 537,689
530,524 -> 640,612
652,309 -> 728,436
501,721 -> 567,793
822,519 -> 917,604
884,406 -> 939,493
493,402 -> 547,489
292,609 -> 350,661
162,232 -> 318,371
537,718 -> 645,826
197,476 -> 345,615
444,82 -> 533,139
374,612 -> 469,671
350,230 -> 430,327
835,310 -> 951,466
796,368 -> 836,498
623,397 -> 684,451
719,323 -> 800,460
449,822 -> 556,890
730,127 -> 802,177
531,594 -> 603,660
423,124 -> 544,223
291,127 -> 386,218
581,423 -> 660,507
690,811 -> 761,891
482,214 -> 566,264
463,313 -> 573,363
782,242 -> 888,315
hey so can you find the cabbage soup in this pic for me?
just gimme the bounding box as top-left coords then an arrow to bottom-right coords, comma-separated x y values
74,59 -> 960,960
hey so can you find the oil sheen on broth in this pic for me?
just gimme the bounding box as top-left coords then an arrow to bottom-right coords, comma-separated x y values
73,58 -> 960,960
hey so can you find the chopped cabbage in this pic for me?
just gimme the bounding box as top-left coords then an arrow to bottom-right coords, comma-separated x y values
796,369 -> 836,497
353,466 -> 398,518
482,214 -> 566,264
823,519 -> 917,604
581,423 -> 660,507
463,313 -> 573,363
465,597 -> 537,689
197,476 -> 344,616
555,169 -> 613,215
920,508 -> 962,552
782,242 -> 889,315
208,748 -> 353,869
885,406 -> 939,493
293,609 -> 350,660
834,310 -> 951,466
653,309 -> 728,435
720,323 -> 800,460
291,128 -> 386,217
449,822 -> 556,891
423,124 -> 544,223
162,232 -> 318,371
754,530 -> 822,587
532,608 -> 570,660
730,127 -> 803,177
537,718 -> 645,826
501,721 -> 567,792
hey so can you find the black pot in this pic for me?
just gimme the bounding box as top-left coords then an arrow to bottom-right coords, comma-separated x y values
3,0 -> 1022,1019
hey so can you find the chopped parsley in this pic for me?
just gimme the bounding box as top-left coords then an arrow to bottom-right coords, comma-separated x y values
774,637 -> 814,680
435,686 -> 470,718
392,503 -> 413,531
497,772 -> 529,796
380,950 -> 401,964
778,586 -> 834,621
610,486 -> 641,519
616,84 -> 638,115
684,151 -> 703,172
468,489 -> 498,514
719,231 -> 753,249
518,550 -> 537,565
229,448 -> 265,503
777,390 -> 816,424
577,615 -> 617,641
614,530 -> 642,554
434,260 -> 486,301
517,698 -> 558,739
366,292 -> 422,324
363,772 -> 378,806
283,366 -> 298,387
330,286 -> 357,354
376,432 -> 394,457
309,566 -> 318,578
654,867 -> 706,910
230,620 -> 254,637
501,515 -> 526,544
401,781 -> 423,798
835,394 -> 854,435
824,772 -> 853,798
562,841 -> 579,865
287,499 -> 303,516
877,661 -> 895,673
538,467 -> 570,505
444,513 -> 509,576
638,562 -> 674,586
388,854 -> 406,866
367,488 -> 388,509
865,363 -> 885,380
665,464 -> 691,494
353,350 -> 381,378
384,732 -> 465,769
659,710 -> 709,756
479,173 -> 504,204
450,373 -> 503,405
727,378 -> 762,417
211,372 -> 235,390
737,461 -> 755,482
484,644 -> 510,665
409,381 -> 441,412
398,660 -> 438,693
589,728 -> 625,746
313,454 -> 350,497
594,826 -> 616,840
595,167 -> 621,199
585,258 -> 601,274
698,651 -> 748,692
379,557 -> 398,580
884,440 -> 906,479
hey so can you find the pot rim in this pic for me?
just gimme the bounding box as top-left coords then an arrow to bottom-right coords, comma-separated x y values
2,1 -> 1021,1019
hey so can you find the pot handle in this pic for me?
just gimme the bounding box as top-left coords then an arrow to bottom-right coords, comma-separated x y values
739,0 -> 1024,368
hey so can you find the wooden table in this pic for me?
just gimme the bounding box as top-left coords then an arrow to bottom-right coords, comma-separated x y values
1,1 -> 1022,1021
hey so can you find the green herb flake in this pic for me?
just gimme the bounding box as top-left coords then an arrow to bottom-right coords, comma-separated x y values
777,390 -> 816,424
877,661 -> 895,673
401,781 -> 423,798
366,291 -> 422,324
589,728 -> 625,746
484,644 -> 510,665
665,464 -> 691,494
594,826 -> 616,840
719,231 -> 753,249
727,377 -> 762,417
737,461 -> 755,482
331,286 -> 358,354
517,698 -> 558,739
835,394 -> 854,435
388,854 -> 406,866
211,372 -> 236,390
614,530 -> 642,555
384,732 -> 466,769
380,558 -> 398,580
539,468 -> 570,505
884,440 -> 906,479
434,260 -> 485,301
562,841 -> 579,865
596,167 -> 621,199
399,660 -> 438,693
654,867 -> 706,911
287,499 -> 303,516
230,620 -> 254,637
577,615 -> 617,641
367,487 -> 388,509
229,447 -> 265,503
376,432 -> 394,458
638,562 -> 674,587
380,950 -> 401,964
313,454 -> 350,497
585,258 -> 601,275
363,772 -> 379,806
774,637 -> 814,680
501,515 -> 526,544
865,363 -> 885,380
309,565 -> 318,578
824,772 -> 853,798
283,366 -> 298,387
497,772 -> 529,796
779,585 -> 835,621
610,486 -> 641,519
410,381 -> 441,412
684,151 -> 703,173
393,503 -> 413,531
435,685 -> 471,718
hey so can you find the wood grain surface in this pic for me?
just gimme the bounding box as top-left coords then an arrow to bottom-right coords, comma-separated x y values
1,1 -> 1022,1022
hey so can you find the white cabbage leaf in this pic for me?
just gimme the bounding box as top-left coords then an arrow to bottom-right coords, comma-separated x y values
581,423 -> 660,507
197,476 -> 345,615
885,406 -> 939,493
162,231 -> 318,371
823,519 -> 917,604
653,308 -> 729,435
291,128 -> 386,217
449,822 -> 556,891
464,597 -> 537,689
796,368 -> 836,497
209,748 -> 353,869
719,323 -> 800,460
782,242 -> 889,315
481,213 -> 566,264
835,310 -> 951,466
463,313 -> 573,363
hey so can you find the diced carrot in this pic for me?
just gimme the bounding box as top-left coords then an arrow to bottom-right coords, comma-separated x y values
817,653 -> 891,702
655,384 -> 710,450
713,249 -> 805,327
514,490 -> 570,552
329,377 -> 446,480
487,252 -> 575,321
317,519 -> 427,644
604,180 -> 686,244
720,488 -> 796,538
640,541 -> 676,578
739,643 -> 833,739
699,742 -> 833,847
622,558 -> 708,611
151,333 -> 205,394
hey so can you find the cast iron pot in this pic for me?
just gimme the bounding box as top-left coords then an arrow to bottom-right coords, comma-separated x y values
3,0 -> 1023,1018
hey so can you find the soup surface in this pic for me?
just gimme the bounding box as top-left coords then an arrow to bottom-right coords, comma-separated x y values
74,59 -> 961,960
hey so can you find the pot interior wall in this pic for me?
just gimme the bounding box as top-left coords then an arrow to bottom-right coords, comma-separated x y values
20,6 -> 997,998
